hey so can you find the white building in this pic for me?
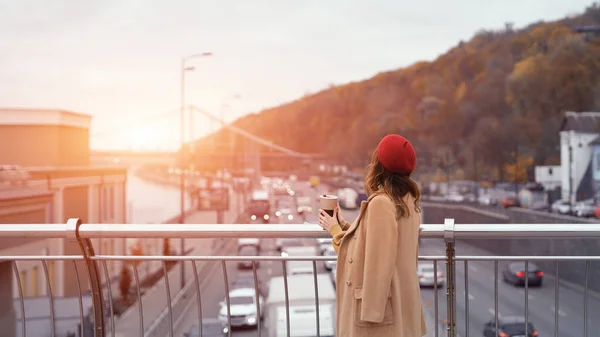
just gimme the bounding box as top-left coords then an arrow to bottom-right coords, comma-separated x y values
559,112 -> 600,203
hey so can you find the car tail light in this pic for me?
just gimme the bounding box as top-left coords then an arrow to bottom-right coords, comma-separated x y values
516,271 -> 525,277
531,330 -> 539,336
439,273 -> 444,278
536,271 -> 543,277
498,332 -> 509,337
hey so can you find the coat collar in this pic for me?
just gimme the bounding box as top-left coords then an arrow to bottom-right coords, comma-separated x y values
343,192 -> 381,239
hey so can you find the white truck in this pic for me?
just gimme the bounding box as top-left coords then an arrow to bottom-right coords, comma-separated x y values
266,274 -> 336,337
249,189 -> 271,223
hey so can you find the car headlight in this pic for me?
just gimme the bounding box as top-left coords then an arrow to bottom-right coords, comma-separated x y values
281,251 -> 289,257
275,211 -> 281,217
251,215 -> 257,220
288,214 -> 293,220
247,316 -> 257,324
264,214 -> 269,220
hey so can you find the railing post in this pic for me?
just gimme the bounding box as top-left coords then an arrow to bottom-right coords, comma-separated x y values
443,218 -> 456,337
68,218 -> 106,337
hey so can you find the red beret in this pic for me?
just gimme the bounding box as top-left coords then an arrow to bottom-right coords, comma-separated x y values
376,134 -> 416,175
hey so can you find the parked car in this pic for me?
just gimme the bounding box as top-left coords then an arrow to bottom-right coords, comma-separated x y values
572,199 -> 596,217
501,197 -> 519,208
483,316 -> 538,337
550,200 -> 572,215
502,261 -> 543,286
478,194 -> 497,206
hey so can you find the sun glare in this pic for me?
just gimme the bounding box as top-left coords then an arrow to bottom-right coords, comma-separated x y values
129,126 -> 156,150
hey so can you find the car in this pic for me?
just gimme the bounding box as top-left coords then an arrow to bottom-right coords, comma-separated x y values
286,260 -> 315,276
183,319 -> 228,336
237,246 -> 260,269
237,238 -> 260,251
231,273 -> 268,297
323,246 -> 337,271
550,200 -> 572,215
417,261 -> 445,287
483,316 -> 538,337
502,261 -> 543,286
317,238 -> 333,255
330,268 -> 337,288
573,199 -> 596,217
218,288 -> 264,329
275,238 -> 304,252
446,192 -> 465,203
478,194 -> 497,205
281,245 -> 318,258
0,165 -> 30,186
275,208 -> 296,224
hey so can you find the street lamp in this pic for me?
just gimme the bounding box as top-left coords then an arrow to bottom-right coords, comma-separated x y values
179,51 -> 212,289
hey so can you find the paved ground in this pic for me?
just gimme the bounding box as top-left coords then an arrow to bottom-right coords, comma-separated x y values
113,188 -> 241,337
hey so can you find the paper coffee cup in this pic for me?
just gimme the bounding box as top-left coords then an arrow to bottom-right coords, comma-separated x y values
319,194 -> 338,217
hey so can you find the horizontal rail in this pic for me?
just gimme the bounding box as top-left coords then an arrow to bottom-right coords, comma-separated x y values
2,220 -> 600,239
4,255 -> 600,261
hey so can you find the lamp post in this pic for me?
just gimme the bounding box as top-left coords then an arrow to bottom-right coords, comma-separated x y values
179,52 -> 212,289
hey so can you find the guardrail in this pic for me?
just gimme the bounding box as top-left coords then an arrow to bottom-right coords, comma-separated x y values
2,219 -> 600,337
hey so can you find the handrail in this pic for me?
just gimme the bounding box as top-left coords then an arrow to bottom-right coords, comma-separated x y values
1,219 -> 600,239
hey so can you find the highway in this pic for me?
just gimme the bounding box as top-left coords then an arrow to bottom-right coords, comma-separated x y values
169,179 -> 598,337
419,238 -> 600,337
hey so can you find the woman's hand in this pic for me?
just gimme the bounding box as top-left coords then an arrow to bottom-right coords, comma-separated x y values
318,208 -> 340,231
336,206 -> 346,225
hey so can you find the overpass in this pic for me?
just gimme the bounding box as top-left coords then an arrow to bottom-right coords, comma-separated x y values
92,106 -> 326,172
90,150 -> 326,167
90,150 -> 176,166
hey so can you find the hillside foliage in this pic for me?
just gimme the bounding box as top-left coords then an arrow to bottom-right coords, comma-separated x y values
198,4 -> 600,181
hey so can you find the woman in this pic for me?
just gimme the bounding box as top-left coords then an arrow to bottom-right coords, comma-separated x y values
318,134 -> 426,337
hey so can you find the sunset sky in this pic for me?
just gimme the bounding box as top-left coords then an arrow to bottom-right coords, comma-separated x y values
0,0 -> 592,150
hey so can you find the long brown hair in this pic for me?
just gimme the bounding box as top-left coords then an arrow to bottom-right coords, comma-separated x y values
363,150 -> 421,218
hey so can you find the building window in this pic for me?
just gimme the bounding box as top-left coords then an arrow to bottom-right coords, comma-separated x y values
31,266 -> 39,297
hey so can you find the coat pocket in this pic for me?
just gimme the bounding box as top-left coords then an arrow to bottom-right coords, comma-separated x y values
352,287 -> 394,327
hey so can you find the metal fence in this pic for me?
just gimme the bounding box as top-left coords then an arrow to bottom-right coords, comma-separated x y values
1,218 -> 600,337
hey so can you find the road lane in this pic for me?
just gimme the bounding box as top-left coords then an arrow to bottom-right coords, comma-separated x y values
419,238 -> 600,337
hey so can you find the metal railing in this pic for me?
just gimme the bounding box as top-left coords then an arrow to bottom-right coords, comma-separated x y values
1,218 -> 600,337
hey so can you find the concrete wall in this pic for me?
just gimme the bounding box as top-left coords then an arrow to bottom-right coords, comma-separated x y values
421,202 -> 600,292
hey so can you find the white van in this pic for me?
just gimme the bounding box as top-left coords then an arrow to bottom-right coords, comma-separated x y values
338,188 -> 358,209
266,274 -> 336,337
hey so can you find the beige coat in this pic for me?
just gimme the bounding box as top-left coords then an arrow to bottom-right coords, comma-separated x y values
329,192 -> 426,337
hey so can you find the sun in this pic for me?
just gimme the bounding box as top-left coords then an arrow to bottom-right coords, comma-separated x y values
129,126 -> 156,150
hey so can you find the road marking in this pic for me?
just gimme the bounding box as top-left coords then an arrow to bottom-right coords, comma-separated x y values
488,308 -> 501,318
551,307 -> 567,317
